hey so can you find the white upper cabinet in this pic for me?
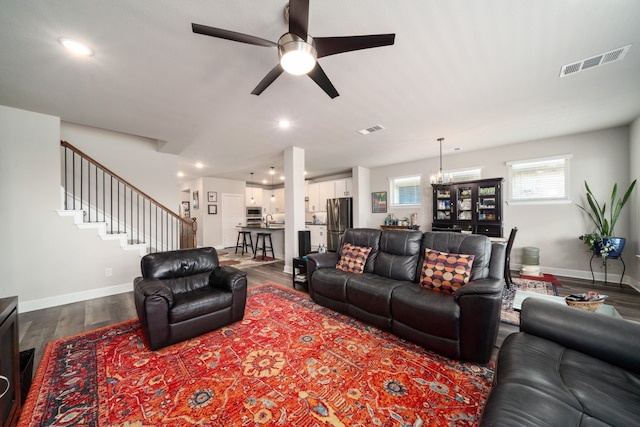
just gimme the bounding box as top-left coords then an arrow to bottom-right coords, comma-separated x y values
245,185 -> 263,207
334,178 -> 353,197
308,182 -> 321,212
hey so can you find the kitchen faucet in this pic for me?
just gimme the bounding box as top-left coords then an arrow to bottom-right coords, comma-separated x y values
265,214 -> 273,228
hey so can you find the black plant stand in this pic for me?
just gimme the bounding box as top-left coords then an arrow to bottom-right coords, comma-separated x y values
589,254 -> 625,287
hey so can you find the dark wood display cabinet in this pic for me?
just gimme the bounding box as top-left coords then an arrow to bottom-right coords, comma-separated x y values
0,297 -> 20,427
432,178 -> 504,237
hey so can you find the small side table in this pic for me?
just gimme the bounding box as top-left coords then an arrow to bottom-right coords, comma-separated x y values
589,253 -> 625,287
292,257 -> 308,289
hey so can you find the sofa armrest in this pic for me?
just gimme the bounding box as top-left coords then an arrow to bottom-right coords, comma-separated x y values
134,277 -> 174,307
520,298 -> 640,374
455,277 -> 504,298
455,278 -> 504,363
306,252 -> 339,278
210,266 -> 248,292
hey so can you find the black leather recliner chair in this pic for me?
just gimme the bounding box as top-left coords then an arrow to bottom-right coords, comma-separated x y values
134,247 -> 247,350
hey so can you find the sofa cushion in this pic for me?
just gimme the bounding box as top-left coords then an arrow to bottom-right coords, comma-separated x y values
336,243 -> 372,274
170,286 -> 232,324
373,230 -> 423,281
346,274 -> 409,317
419,248 -> 475,294
309,268 -> 353,302
391,284 -> 460,340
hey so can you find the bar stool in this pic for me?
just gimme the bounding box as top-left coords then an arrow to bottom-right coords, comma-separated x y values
235,231 -> 254,255
254,232 -> 274,260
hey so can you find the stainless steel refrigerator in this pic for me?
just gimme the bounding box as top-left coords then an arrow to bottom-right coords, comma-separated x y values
326,198 -> 353,252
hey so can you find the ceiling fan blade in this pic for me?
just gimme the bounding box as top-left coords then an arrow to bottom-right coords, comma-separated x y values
192,23 -> 278,48
251,64 -> 285,96
315,34 -> 396,58
288,0 -> 309,39
307,64 -> 339,99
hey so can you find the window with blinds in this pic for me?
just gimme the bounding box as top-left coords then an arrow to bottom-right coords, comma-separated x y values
390,175 -> 421,206
446,168 -> 482,183
506,155 -> 571,203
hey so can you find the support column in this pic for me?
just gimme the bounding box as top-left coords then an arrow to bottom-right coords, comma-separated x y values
284,146 -> 305,274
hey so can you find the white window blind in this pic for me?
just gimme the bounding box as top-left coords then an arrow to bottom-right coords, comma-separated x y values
390,175 -> 421,205
446,168 -> 482,183
507,155 -> 571,203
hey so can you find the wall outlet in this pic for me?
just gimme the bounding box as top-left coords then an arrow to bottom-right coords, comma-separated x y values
105,268 -> 112,277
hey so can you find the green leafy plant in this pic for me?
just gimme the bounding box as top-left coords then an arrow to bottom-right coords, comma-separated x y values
577,179 -> 636,264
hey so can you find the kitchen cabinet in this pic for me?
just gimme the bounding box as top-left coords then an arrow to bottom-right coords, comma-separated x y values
245,186 -> 262,207
318,181 -> 335,208
264,188 -> 285,213
334,178 -> 353,197
307,225 -> 327,250
308,183 -> 321,212
431,178 -> 504,237
0,297 -> 20,427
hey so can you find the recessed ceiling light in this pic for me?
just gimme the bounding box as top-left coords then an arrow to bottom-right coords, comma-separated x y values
280,175 -> 285,180
195,162 -> 204,169
177,172 -> 185,177
278,120 -> 290,128
58,38 -> 94,56
304,171 -> 308,176
262,179 -> 268,184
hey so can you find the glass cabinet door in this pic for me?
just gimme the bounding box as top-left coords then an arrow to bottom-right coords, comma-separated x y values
434,187 -> 451,220
478,183 -> 499,222
456,186 -> 473,221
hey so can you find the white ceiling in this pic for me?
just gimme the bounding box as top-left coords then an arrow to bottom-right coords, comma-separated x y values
2,1 -> 640,185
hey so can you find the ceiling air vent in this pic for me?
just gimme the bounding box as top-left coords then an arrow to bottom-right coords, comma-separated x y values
560,45 -> 631,77
357,124 -> 385,135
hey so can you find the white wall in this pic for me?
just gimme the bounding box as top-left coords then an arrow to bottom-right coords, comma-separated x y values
61,122 -> 179,209
369,126 -> 633,281
629,116 -> 640,288
0,106 -> 182,311
181,176 -> 246,248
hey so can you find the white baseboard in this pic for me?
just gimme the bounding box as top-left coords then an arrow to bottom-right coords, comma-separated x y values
19,283 -> 133,313
512,262 -> 636,288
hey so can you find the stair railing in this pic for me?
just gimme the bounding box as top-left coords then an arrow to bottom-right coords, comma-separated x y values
60,141 -> 196,252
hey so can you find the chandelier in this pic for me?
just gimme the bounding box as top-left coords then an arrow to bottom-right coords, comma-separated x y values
430,137 -> 446,184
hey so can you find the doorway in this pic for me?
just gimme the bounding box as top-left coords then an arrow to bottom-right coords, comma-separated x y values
222,193 -> 244,248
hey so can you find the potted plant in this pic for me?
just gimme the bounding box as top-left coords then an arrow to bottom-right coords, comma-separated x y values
577,179 -> 637,264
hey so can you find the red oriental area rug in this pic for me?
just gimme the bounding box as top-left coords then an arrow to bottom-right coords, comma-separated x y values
20,283 -> 493,426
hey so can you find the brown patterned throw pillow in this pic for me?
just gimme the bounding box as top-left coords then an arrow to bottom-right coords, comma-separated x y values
336,243 -> 372,274
420,248 -> 475,294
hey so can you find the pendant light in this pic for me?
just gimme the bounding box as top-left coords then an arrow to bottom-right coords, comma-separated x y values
430,137 -> 446,184
250,172 -> 255,204
270,167 -> 275,201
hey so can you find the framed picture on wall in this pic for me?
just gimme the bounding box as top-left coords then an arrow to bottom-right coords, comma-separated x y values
372,191 -> 387,213
181,201 -> 190,218
208,204 -> 217,215
208,191 -> 217,202
193,191 -> 199,210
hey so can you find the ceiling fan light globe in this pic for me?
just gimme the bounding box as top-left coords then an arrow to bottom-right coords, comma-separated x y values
279,33 -> 317,75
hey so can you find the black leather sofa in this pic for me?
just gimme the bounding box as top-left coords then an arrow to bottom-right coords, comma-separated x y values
307,228 -> 506,363
480,298 -> 640,426
134,247 -> 247,350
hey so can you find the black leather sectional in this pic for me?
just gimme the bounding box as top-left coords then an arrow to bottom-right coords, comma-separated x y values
307,228 -> 506,363
480,298 -> 640,426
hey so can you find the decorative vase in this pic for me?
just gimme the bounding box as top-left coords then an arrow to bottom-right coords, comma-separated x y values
593,237 -> 625,259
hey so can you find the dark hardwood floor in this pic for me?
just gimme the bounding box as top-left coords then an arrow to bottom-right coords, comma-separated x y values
18,262 -> 640,370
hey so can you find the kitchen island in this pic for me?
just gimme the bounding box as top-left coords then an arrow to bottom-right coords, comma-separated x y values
236,225 -> 284,259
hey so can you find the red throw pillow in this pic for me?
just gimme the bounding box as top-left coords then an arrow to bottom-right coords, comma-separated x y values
420,248 -> 475,294
336,243 -> 372,274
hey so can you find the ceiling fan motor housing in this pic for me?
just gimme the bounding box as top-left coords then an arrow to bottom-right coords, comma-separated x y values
278,33 -> 317,75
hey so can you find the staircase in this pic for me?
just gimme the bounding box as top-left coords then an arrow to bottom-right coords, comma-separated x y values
59,141 -> 196,255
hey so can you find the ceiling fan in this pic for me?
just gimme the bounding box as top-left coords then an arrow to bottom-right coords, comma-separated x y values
192,0 -> 395,99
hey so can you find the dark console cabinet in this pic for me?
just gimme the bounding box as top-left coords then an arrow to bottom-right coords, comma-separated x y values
432,178 -> 504,237
0,297 -> 19,427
